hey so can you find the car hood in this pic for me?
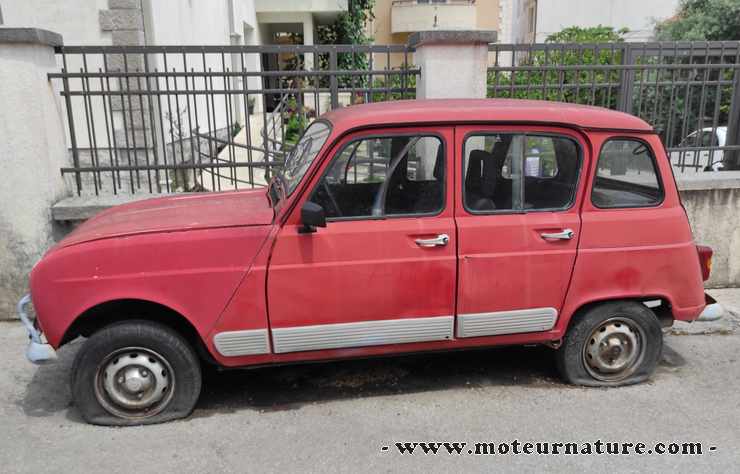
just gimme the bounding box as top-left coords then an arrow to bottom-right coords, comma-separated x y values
59,190 -> 274,248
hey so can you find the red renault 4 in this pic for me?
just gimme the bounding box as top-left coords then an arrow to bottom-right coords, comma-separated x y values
20,99 -> 718,425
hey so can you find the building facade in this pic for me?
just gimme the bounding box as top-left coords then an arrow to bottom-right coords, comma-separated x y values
499,0 -> 680,44
0,0 -> 348,158
368,0 -> 499,67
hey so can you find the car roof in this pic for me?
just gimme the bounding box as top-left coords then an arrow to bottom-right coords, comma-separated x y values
321,99 -> 653,134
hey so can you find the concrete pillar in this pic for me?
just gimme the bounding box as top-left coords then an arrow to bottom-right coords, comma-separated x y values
302,16 -> 315,71
409,30 -> 497,99
0,28 -> 69,319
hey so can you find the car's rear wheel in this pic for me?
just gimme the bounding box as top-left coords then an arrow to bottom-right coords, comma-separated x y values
556,301 -> 662,386
72,320 -> 202,426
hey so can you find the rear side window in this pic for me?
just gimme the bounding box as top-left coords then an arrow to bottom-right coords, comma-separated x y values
591,139 -> 663,208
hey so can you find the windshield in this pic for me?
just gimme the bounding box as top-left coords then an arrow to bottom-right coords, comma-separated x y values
279,120 -> 332,197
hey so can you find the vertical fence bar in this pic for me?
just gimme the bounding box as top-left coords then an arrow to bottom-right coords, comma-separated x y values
190,67 -> 202,191
329,47 -> 339,109
201,50 -> 216,190
221,52 -> 235,187
79,59 -> 100,195
678,43 -> 697,171
694,44 -> 712,171
240,52 -> 255,187
116,71 -> 135,193
163,53 -> 179,189
82,53 -> 104,192
102,54 -> 122,193
617,44 -> 634,113
122,53 -> 142,191
60,50 -> 83,195
98,67 -> 117,193
135,73 -> 153,193
154,64 -> 172,193
143,53 -> 161,192
665,43 -> 680,151
182,52 -> 198,190
725,67 -> 740,169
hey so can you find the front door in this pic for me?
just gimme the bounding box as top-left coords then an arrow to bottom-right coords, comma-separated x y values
454,125 -> 586,338
267,126 -> 456,354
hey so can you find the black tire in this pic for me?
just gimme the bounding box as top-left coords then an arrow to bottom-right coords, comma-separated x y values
72,320 -> 202,426
556,301 -> 662,387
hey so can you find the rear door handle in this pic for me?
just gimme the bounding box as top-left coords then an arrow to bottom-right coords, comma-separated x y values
540,228 -> 574,240
415,234 -> 449,247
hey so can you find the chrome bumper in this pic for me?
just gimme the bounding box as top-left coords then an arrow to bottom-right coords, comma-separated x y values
18,294 -> 56,364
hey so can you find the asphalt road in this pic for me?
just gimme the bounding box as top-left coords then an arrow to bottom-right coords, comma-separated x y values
1,290 -> 739,473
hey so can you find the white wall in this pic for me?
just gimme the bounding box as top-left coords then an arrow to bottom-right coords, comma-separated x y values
145,0 -> 264,135
0,0 -> 112,45
536,0 -> 680,42
1,0 -> 113,150
504,0 -> 681,43
0,39 -> 70,317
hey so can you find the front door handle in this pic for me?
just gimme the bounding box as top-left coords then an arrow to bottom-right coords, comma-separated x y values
415,234 -> 449,247
540,228 -> 574,240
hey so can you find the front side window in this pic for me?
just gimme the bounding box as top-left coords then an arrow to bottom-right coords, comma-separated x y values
591,138 -> 663,208
463,133 -> 580,212
310,134 -> 445,219
280,121 -> 332,196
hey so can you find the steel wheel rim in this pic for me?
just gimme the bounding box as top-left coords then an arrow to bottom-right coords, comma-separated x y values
94,347 -> 176,419
582,317 -> 645,382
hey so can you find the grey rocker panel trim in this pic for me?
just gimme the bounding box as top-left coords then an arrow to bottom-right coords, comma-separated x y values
213,329 -> 270,356
272,315 -> 454,354
457,307 -> 558,338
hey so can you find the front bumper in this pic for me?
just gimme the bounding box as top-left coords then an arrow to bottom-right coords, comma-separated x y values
18,294 -> 56,364
697,293 -> 724,322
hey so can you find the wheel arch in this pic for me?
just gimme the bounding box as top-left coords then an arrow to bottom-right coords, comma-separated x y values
61,299 -> 213,362
558,295 -> 673,333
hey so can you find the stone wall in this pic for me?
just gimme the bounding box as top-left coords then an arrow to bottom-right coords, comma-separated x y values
678,172 -> 740,288
0,29 -> 69,320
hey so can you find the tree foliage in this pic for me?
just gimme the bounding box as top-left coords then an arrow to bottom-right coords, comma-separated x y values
545,25 -> 629,43
317,0 -> 376,75
488,26 -> 629,108
655,0 -> 740,41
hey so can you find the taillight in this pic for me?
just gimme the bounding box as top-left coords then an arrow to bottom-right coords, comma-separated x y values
697,245 -> 713,281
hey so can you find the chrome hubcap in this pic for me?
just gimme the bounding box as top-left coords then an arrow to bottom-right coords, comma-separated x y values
583,318 -> 644,382
95,348 -> 175,418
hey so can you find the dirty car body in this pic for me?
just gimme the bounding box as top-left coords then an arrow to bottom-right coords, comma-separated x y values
21,99 -> 718,425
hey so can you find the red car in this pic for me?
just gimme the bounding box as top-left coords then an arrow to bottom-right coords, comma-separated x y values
20,99 -> 718,426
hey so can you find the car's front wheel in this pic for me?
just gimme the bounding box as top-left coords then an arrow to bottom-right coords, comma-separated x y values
72,320 -> 202,426
556,301 -> 663,386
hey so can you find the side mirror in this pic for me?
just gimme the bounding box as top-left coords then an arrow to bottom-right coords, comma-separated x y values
300,201 -> 326,233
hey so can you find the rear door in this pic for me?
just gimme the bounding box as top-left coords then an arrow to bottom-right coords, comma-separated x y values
454,125 -> 588,338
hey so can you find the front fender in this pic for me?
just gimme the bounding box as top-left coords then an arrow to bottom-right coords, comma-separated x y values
30,225 -> 273,348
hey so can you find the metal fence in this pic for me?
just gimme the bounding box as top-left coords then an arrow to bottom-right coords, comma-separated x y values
50,44 -> 417,196
488,42 -> 740,172
50,41 -> 740,196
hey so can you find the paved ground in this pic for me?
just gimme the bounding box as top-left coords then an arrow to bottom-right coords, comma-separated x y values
1,290 -> 739,473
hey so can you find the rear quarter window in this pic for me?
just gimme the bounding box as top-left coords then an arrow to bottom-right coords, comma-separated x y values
591,138 -> 664,208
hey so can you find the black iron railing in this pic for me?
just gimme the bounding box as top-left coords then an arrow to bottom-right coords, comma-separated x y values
49,44 -> 418,195
49,41 -> 740,196
488,42 -> 740,172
